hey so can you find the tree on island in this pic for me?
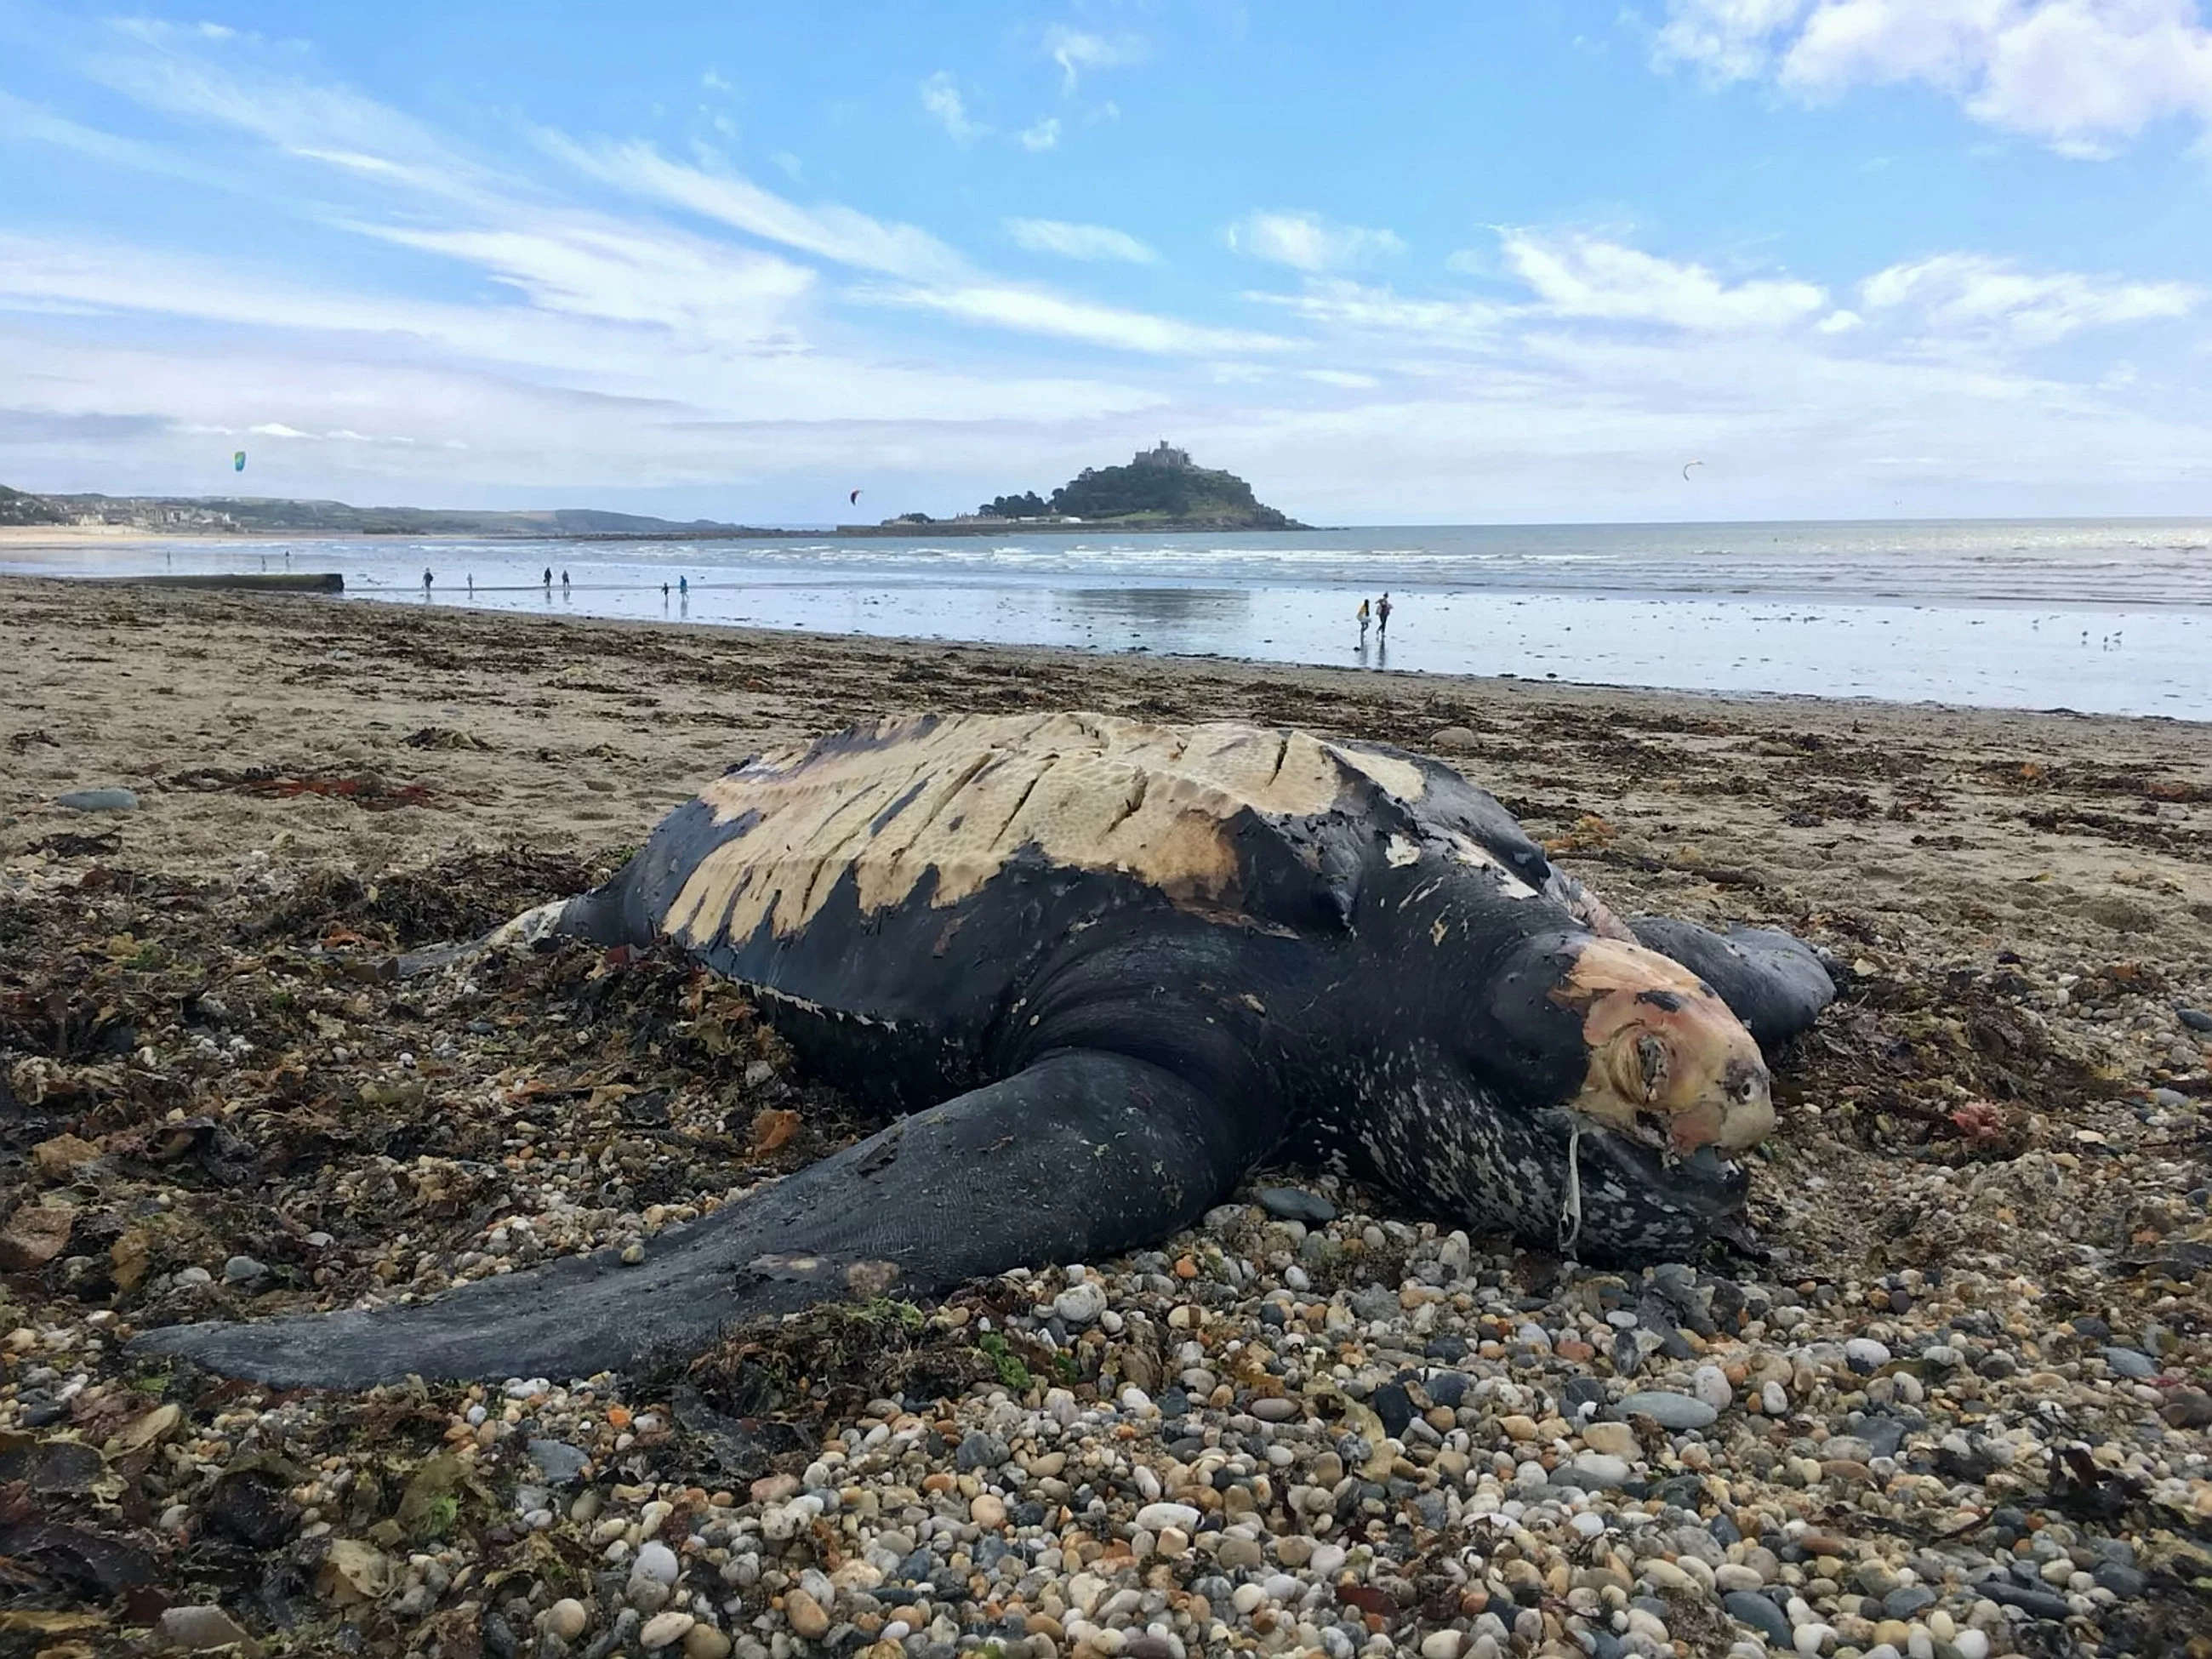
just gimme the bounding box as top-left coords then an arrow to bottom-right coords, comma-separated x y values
978,490 -> 1049,519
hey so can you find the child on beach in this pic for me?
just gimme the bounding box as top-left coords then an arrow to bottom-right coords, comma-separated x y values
1357,597 -> 1371,641
1377,592 -> 1393,638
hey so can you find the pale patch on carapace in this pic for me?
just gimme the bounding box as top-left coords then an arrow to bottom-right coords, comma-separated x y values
662,713 -> 1428,944
1552,938 -> 1773,1154
1332,744 -> 1428,801
1446,832 -> 1542,898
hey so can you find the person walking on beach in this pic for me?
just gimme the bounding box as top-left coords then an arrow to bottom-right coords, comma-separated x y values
1377,591 -> 1393,639
542,566 -> 552,590
1357,597 -> 1371,643
678,574 -> 688,598
467,573 -> 474,596
422,567 -> 433,597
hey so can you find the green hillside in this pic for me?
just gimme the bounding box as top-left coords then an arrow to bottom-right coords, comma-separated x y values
0,484 -> 66,526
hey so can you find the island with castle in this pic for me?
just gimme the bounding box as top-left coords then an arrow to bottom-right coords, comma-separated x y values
850,442 -> 1304,534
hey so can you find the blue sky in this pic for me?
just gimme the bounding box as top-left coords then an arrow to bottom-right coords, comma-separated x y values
3,0 -> 2210,524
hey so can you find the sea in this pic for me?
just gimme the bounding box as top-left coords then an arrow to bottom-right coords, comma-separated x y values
8,518 -> 2209,721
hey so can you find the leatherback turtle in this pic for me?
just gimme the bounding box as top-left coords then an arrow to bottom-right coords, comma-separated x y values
134,712 -> 1833,1387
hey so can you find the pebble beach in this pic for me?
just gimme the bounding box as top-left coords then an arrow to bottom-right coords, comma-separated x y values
2,576 -> 2209,1659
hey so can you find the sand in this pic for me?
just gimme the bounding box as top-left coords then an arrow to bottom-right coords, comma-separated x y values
3,573 -> 2208,961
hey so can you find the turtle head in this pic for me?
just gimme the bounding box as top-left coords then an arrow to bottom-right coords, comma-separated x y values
1543,936 -> 1770,1252
1559,938 -> 1773,1155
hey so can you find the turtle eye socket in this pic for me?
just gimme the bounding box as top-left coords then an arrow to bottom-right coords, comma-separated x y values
1636,1033 -> 1670,1100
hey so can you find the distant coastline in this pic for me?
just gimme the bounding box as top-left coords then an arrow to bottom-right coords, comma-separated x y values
0,440 -> 1306,542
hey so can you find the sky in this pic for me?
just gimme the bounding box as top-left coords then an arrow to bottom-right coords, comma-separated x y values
3,1 -> 2211,526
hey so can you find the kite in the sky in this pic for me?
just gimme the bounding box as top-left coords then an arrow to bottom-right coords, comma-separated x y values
1682,460 -> 1704,481
234,451 -> 247,473
849,488 -> 862,505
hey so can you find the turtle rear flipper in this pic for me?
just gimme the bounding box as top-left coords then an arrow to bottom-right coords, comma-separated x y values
127,1050 -> 1249,1388
1629,916 -> 1836,1052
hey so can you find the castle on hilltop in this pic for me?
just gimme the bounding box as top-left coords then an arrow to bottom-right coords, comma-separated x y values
1129,440 -> 1193,470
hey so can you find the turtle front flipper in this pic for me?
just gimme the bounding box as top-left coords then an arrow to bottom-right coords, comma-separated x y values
127,1050 -> 1250,1389
1629,916 -> 1836,1051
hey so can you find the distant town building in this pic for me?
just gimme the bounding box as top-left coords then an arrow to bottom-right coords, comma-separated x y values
1130,440 -> 1194,470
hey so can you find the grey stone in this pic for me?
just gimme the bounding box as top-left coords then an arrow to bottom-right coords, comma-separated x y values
222,1255 -> 268,1284
1349,1286 -> 1400,1323
1256,1186 -> 1337,1224
1052,1280 -> 1109,1325
955,1431 -> 1008,1472
2094,1564 -> 2146,1599
1611,1391 -> 1719,1431
527,1438 -> 590,1485
55,787 -> 138,812
1552,1454 -> 1633,1489
1882,1586 -> 1936,1620
632,1540 -> 680,1587
155,1605 -> 254,1650
1723,1590 -> 1793,1647
1985,1580 -> 2070,1619
2101,1346 -> 2158,1379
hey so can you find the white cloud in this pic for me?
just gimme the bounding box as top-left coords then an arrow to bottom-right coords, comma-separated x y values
1226,211 -> 1405,272
1248,278 -> 1510,345
1006,217 -> 1158,264
1816,307 -> 1865,332
1046,28 -> 1145,93
1019,117 -> 1062,151
1652,0 -> 2212,155
91,20 -> 499,206
920,71 -> 985,140
355,219 -> 818,344
701,69 -> 731,93
855,282 -> 1291,356
545,136 -> 969,280
1502,230 -> 1828,331
1860,252 -> 2198,342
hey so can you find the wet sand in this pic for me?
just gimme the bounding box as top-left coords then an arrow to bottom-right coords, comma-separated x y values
3,573 -> 2207,962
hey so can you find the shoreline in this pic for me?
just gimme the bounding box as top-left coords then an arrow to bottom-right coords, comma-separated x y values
7,558 -> 2202,725
1,569 -> 2203,733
